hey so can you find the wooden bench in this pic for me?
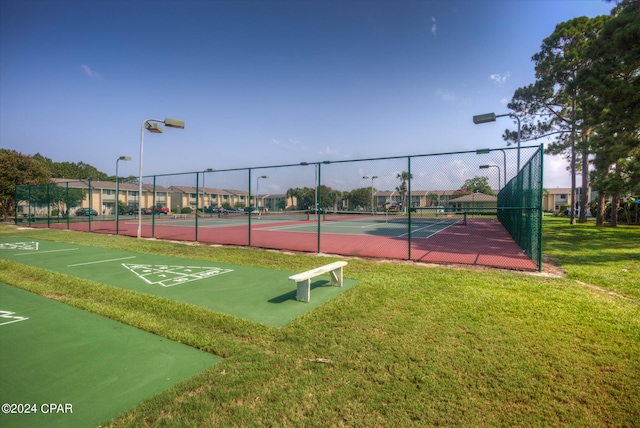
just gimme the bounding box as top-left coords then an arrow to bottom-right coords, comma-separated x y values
288,261 -> 347,303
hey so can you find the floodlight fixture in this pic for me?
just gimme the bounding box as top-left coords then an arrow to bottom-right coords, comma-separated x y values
164,118 -> 185,129
145,122 -> 163,133
472,113 -> 497,124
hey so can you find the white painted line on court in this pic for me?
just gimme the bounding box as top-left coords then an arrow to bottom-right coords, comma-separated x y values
67,256 -> 137,267
15,248 -> 79,256
398,221 -> 458,238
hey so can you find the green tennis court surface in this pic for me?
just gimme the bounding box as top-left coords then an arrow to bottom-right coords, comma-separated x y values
143,210 -> 466,238
0,238 -> 358,327
0,282 -> 220,428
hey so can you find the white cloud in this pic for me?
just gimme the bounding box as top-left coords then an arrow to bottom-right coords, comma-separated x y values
436,89 -> 456,102
431,17 -> 437,37
489,72 -> 510,84
544,154 -> 572,188
322,146 -> 336,155
80,64 -> 101,79
500,98 -> 509,105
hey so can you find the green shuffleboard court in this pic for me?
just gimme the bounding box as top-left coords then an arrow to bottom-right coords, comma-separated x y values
0,238 -> 358,327
0,282 -> 221,428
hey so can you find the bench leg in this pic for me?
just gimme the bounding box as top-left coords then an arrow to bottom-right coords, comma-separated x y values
330,267 -> 343,287
296,279 -> 311,303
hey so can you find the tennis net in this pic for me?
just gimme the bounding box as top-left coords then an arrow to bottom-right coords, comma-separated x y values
321,210 -> 467,226
218,210 -> 311,221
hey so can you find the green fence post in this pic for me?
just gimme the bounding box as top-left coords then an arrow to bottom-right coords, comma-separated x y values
66,182 -> 70,229
537,144 -> 544,271
88,179 -> 92,232
150,176 -> 156,238
248,169 -> 252,247
407,156 -> 412,260
317,163 -> 322,253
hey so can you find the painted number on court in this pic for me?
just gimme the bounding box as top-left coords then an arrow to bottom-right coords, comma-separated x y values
0,311 -> 29,326
0,241 -> 39,251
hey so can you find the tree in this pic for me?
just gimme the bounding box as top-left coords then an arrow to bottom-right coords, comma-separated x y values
427,192 -> 440,207
0,149 -> 52,217
32,153 -> 109,180
286,186 -> 343,211
348,187 -> 371,210
506,15 -> 608,224
578,0 -> 640,226
460,176 -> 494,195
396,171 -> 413,210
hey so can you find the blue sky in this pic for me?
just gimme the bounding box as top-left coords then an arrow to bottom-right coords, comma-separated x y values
1,0 -> 613,190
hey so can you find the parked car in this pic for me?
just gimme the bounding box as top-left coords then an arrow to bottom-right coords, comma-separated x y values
75,208 -> 98,216
383,201 -> 400,212
152,205 -> 170,215
141,207 -> 152,215
120,204 -> 138,215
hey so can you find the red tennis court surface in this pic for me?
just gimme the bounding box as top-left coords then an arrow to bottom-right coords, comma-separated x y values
36,216 -> 537,271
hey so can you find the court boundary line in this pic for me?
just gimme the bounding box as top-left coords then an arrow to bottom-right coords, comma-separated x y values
15,248 -> 79,256
67,256 -> 137,267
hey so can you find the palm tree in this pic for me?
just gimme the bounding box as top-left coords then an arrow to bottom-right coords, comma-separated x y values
396,171 -> 413,211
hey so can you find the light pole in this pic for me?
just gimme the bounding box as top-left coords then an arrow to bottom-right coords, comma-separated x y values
137,118 -> 184,238
473,112 -> 521,173
202,168 -> 215,216
476,148 -> 507,187
115,156 -> 131,233
480,164 -> 501,191
363,175 -> 378,212
257,175 -> 268,215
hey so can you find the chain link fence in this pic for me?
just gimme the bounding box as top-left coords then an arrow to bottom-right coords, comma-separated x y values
14,145 -> 543,270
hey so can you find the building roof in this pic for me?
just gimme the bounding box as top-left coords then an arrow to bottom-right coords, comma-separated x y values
51,178 -> 169,192
449,193 -> 497,202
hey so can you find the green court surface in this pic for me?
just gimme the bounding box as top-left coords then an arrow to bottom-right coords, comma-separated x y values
0,238 -> 358,327
0,282 -> 220,428
149,212 -> 464,238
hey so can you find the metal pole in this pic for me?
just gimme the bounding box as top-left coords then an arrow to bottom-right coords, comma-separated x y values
317,163 -> 321,253
407,157 -> 411,260
116,160 -> 120,234
248,169 -> 252,246
137,120 -> 146,238
497,148 -> 507,187
513,114 -> 521,173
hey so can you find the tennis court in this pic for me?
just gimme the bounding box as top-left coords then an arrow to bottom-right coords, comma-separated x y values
0,281 -> 220,428
0,238 -> 358,327
117,210 -> 467,238
89,209 -> 535,270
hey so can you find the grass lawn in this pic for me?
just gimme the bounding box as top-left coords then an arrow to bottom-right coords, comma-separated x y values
0,216 -> 638,427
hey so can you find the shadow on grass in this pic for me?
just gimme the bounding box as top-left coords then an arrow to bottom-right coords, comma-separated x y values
268,279 -> 331,303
